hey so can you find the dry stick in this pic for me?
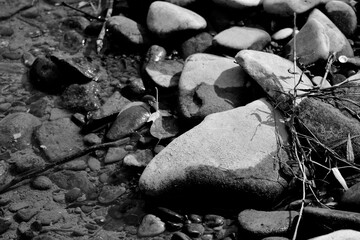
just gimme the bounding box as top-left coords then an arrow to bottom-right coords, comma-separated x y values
96,0 -> 114,53
0,137 -> 130,195
61,2 -> 105,22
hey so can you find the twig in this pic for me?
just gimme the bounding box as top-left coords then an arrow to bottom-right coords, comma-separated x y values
96,0 -> 114,53
61,2 -> 105,22
319,52 -> 337,88
0,137 -> 130,194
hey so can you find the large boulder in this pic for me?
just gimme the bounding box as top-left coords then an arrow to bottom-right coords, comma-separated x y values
139,98 -> 290,209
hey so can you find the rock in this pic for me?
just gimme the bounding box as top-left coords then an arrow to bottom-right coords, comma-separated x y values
238,209 -> 298,238
35,118 -> 86,162
21,6 -> 39,18
138,214 -> 166,237
62,16 -> 91,31
0,218 -> 11,234
340,182 -> 360,210
49,170 -> 95,194
9,201 -> 30,212
308,229 -> 360,240
104,146 -> 128,164
143,45 -> 167,67
32,176 -> 53,190
155,207 -> 185,223
16,208 -> 39,222
98,185 -> 126,204
204,214 -> 225,228
87,157 -> 101,171
181,32 -> 213,59
49,108 -> 72,121
11,148 -> 46,173
106,102 -> 151,141
189,214 -> 202,223
235,50 -> 313,112
147,1 -> 207,38
171,231 -> 192,240
324,1 -> 357,37
123,149 -> 154,167
65,187 -> 82,203
262,237 -> 290,240
36,210 -> 63,225
0,0 -> 33,20
61,158 -> 88,170
179,53 -> 252,121
185,223 -> 205,237
145,59 -> 184,88
163,0 -> 198,7
213,27 -> 271,53
212,0 -> 262,8
307,9 -> 353,57
303,206 -> 360,232
296,98 -> 360,163
311,76 -> 331,89
263,0 -> 321,16
59,30 -> 84,54
283,19 -> 330,66
83,133 -> 102,145
107,15 -> 150,46
0,112 -> 41,151
61,82 -> 102,113
0,25 -> 14,36
272,28 -> 297,41
139,98 -> 289,208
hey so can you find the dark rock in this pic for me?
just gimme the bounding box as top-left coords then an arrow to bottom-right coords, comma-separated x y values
166,221 -> 184,231
106,102 -> 151,141
0,218 -> 11,234
181,32 -> 213,59
59,30 -> 84,54
156,207 -> 185,223
0,112 -> 41,151
35,118 -> 86,162
49,170 -> 95,194
29,56 -> 66,94
204,214 -> 224,228
0,25 -> 14,36
171,231 -> 192,240
16,208 -> 40,222
32,176 -> 53,190
127,76 -> 146,95
261,237 -> 290,240
62,16 -> 91,31
65,187 -> 82,203
145,59 -> 184,88
189,214 -> 202,223
184,223 -> 205,238
21,6 -> 39,18
303,206 -> 360,232
2,49 -> 23,60
98,185 -> 126,204
325,0 -> 357,37
341,182 -> 360,210
138,214 -> 166,237
143,45 -> 167,66
238,209 -> 298,238
61,82 -> 102,113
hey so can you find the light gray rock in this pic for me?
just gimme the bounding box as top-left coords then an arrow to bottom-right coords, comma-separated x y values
212,0 -> 262,8
147,1 -> 207,38
284,18 -> 330,65
263,0 -> 321,16
308,229 -> 360,240
179,53 -> 251,121
107,15 -> 150,46
325,0 -> 357,37
139,98 -> 289,208
235,50 -> 313,111
35,118 -> 86,162
138,214 -> 165,237
213,26 -> 271,53
145,59 -> 184,88
238,209 -> 298,238
0,112 -> 41,151
308,8 -> 353,57
271,28 -> 297,41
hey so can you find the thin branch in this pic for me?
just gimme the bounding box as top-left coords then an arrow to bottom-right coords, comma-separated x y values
96,0 -> 114,53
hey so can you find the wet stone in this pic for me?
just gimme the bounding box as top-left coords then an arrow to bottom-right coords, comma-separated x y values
185,223 -> 205,238
156,207 -> 185,223
32,176 -> 52,190
189,214 -> 202,223
166,221 -> 184,232
12,148 -> 46,173
204,215 -> 224,228
171,231 -> 192,240
16,208 -> 39,222
87,157 -> 101,171
36,210 -> 62,225
83,133 -> 102,146
49,170 -> 95,194
0,218 -> 11,234
98,185 -> 126,204
138,214 -> 166,237
104,146 -> 128,164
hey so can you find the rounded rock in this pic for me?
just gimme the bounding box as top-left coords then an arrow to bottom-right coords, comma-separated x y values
138,214 -> 166,237
32,176 -> 52,190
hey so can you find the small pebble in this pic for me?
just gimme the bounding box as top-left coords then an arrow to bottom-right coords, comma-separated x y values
156,207 -> 185,223
98,185 -> 126,204
16,208 -> 39,222
81,205 -> 93,214
83,133 -> 102,145
99,172 -> 109,183
185,223 -> 205,238
171,231 -> 192,240
189,214 -> 202,223
138,214 -> 166,237
166,221 -> 183,232
36,210 -> 62,225
154,145 -> 165,154
0,26 -> 14,36
32,176 -> 52,190
88,157 -> 101,171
